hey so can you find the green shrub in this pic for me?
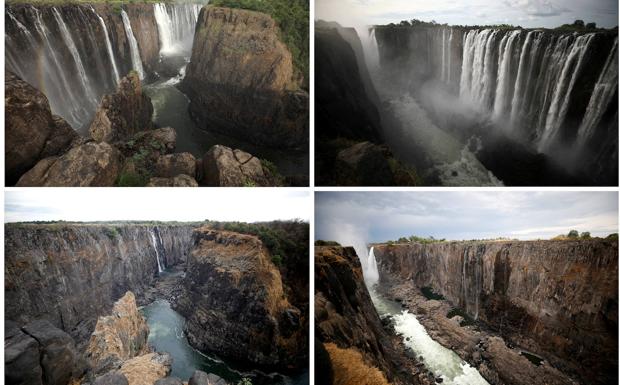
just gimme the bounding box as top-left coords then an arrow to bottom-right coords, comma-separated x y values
117,170 -> 149,187
421,286 -> 444,300
271,254 -> 283,266
103,227 -> 119,239
315,240 -> 341,246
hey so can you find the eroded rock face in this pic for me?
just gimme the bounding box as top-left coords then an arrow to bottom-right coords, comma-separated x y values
335,142 -> 395,186
183,6 -> 308,148
89,72 -> 153,143
5,71 -> 79,185
86,292 -> 149,374
373,240 -> 619,385
119,352 -> 172,385
175,228 -> 305,368
315,246 -> 424,385
202,145 -> 269,187
154,152 -> 197,179
5,224 -> 194,343
16,141 -> 122,187
188,370 -> 228,385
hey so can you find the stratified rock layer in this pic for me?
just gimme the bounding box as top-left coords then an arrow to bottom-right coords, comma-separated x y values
373,240 -> 618,385
183,6 -> 308,148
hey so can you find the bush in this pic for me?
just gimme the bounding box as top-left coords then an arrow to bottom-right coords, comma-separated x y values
103,227 -> 119,239
580,231 -> 591,239
271,254 -> 283,266
567,230 -> 580,238
315,240 -> 341,246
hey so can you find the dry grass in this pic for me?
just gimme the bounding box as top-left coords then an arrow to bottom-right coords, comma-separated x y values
324,343 -> 391,385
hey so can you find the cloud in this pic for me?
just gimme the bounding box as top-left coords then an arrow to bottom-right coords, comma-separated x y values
503,0 -> 569,17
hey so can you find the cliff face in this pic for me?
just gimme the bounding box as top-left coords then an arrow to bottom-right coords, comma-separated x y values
373,240 -> 618,385
315,246 -> 425,385
182,6 -> 309,149
175,228 -> 306,370
5,224 -> 194,342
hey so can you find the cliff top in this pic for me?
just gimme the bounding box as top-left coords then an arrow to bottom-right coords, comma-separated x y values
370,237 -> 618,247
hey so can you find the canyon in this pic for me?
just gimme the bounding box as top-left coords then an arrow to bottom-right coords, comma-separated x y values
6,3 -> 309,186
5,222 -> 309,384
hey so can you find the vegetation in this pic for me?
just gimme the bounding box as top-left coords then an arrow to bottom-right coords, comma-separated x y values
103,227 -> 120,239
117,169 -> 149,187
386,235 -> 446,245
236,378 -> 252,385
210,0 -> 309,87
552,230 -> 605,241
447,307 -> 475,327
324,343 -> 391,385
315,240 -> 341,246
421,286 -> 444,300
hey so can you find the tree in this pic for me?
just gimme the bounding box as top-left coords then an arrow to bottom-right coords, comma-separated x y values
573,20 -> 585,27
580,232 -> 591,239
586,22 -> 597,29
567,230 -> 579,238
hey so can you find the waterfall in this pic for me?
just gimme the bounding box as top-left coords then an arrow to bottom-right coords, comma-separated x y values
491,30 -> 521,120
93,8 -> 121,84
153,3 -> 201,57
121,9 -> 145,79
365,247 -> 379,286
364,27 -> 381,72
150,230 -> 164,273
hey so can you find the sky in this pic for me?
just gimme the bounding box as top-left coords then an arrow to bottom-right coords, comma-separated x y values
316,191 -> 618,261
4,189 -> 310,223
316,0 -> 619,29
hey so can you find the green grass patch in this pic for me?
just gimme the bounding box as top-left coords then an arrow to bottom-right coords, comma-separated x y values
447,307 -> 475,327
520,351 -> 543,366
421,286 -> 444,301
117,170 -> 149,187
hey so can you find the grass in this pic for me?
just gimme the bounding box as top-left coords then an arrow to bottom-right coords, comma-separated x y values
324,343 -> 391,385
209,0 -> 309,88
447,307 -> 475,327
421,286 -> 444,300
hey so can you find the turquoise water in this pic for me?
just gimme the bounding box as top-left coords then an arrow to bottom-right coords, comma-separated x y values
141,299 -> 308,385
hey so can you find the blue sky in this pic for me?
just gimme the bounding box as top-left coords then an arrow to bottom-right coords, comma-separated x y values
316,191 -> 618,257
4,189 -> 310,223
316,0 -> 618,28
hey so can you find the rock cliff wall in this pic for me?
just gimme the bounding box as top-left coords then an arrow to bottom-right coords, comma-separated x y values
182,6 -> 309,149
373,240 -> 618,384
5,224 -> 194,342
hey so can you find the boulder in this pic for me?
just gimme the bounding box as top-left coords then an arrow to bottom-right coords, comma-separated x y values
154,377 -> 184,385
335,142 -> 395,186
89,72 -> 153,143
5,70 -> 79,185
147,175 -> 199,187
16,142 -> 121,187
93,372 -> 130,385
154,152 -> 196,178
86,292 -> 149,374
188,370 -> 228,385
5,322 -> 43,385
202,145 -> 268,187
119,352 -> 172,385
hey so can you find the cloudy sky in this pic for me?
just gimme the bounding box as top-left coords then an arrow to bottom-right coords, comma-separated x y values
5,189 -> 310,223
316,191 -> 618,260
316,0 -> 618,29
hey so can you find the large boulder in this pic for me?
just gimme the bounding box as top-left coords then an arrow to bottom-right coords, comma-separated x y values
5,70 -> 79,185
182,6 -> 308,148
86,292 -> 149,374
92,372 -> 130,385
154,377 -> 183,385
147,175 -> 199,187
188,370 -> 228,385
119,353 -> 172,385
5,321 -> 43,385
202,145 -> 269,187
16,142 -> 122,187
335,141 -> 395,186
89,72 -> 153,143
154,153 -> 196,178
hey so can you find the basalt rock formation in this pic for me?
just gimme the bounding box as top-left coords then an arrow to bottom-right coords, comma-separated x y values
175,228 -> 306,370
5,70 -> 80,185
315,246 -> 425,385
373,239 -> 618,385
201,145 -> 277,187
182,6 -> 309,149
5,224 -> 193,343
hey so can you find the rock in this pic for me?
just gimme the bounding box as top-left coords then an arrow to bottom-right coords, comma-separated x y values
202,145 -> 270,186
119,352 -> 172,385
435,377 -> 444,383
335,142 -> 395,186
16,142 -> 122,186
93,372 -> 130,385
5,322 -> 43,385
182,7 -> 308,148
154,377 -> 184,385
188,370 -> 228,385
175,228 -> 303,368
21,319 -> 83,385
147,174 -> 199,187
89,72 -> 153,143
5,70 -> 79,185
154,152 -> 196,178
127,127 -> 177,155
86,292 -> 149,374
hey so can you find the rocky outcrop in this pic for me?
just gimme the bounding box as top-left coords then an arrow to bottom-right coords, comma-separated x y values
147,175 -> 199,187
373,239 -> 618,385
119,352 -> 172,385
5,224 -> 194,342
16,141 -> 122,187
5,71 -> 79,185
188,371 -> 228,385
202,145 -> 272,187
335,142 -> 395,186
89,72 -> 153,143
154,152 -> 197,179
182,6 -> 308,148
315,246 -> 424,385
86,292 -> 149,374
5,320 -> 85,385
175,228 -> 305,369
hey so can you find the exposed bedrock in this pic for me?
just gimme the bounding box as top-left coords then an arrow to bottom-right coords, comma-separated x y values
315,246 -> 428,385
373,240 -> 618,385
174,228 -> 306,370
5,224 -> 194,343
182,6 -> 309,149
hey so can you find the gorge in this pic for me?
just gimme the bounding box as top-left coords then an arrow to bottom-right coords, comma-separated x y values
315,21 -> 617,185
6,2 -> 309,186
5,221 -> 309,385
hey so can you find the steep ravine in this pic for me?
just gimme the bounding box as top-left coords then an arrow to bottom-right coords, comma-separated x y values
372,240 -> 618,385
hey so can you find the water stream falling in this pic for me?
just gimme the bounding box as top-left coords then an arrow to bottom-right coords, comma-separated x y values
93,8 -> 121,84
150,230 -> 164,273
121,9 -> 145,80
153,3 -> 201,57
